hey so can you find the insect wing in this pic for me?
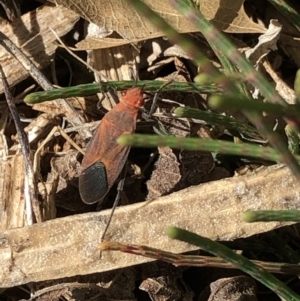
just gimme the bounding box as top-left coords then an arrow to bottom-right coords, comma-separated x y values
79,161 -> 109,204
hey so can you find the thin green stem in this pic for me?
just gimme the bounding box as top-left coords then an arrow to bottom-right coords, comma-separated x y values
209,95 -> 300,119
285,124 -> 300,154
266,0 -> 300,32
243,210 -> 300,222
117,134 -> 299,163
174,107 -> 262,141
295,70 -> 300,104
24,80 -> 221,104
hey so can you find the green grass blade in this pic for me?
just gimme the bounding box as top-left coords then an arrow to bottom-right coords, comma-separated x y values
166,226 -> 300,301
24,80 -> 221,104
267,0 -> 300,32
209,95 -> 300,119
117,134 -> 290,163
295,69 -> 300,104
285,124 -> 300,154
243,210 -> 300,222
25,83 -> 102,104
174,107 -> 261,140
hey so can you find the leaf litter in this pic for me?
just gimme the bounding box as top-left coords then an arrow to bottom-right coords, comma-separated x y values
1,0 -> 300,300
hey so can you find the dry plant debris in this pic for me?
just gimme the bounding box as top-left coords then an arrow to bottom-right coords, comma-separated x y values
0,4 -> 79,94
1,0 -> 300,300
1,164 -> 300,288
52,0 -> 265,49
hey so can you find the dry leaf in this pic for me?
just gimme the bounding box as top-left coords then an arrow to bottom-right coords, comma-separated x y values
50,0 -> 265,50
265,4 -> 300,69
51,150 -> 85,212
209,276 -> 257,301
140,275 -> 193,301
245,20 -> 282,65
146,147 -> 181,200
198,276 -> 257,301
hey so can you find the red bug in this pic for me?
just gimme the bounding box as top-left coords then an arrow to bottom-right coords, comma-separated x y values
79,87 -> 144,204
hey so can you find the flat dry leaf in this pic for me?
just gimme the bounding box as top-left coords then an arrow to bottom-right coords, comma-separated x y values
140,275 -> 192,301
199,276 -> 258,301
146,147 -> 181,200
245,20 -> 282,65
52,0 -> 265,50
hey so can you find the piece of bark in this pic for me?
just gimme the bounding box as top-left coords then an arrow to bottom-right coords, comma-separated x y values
0,164 -> 300,287
0,153 -> 26,232
0,4 -> 79,93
